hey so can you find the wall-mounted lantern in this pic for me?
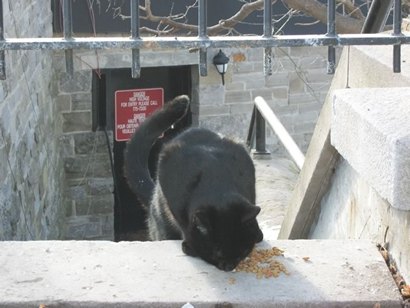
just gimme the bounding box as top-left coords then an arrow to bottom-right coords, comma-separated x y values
213,49 -> 229,85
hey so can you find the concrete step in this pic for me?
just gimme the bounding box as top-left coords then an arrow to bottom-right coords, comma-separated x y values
0,240 -> 402,307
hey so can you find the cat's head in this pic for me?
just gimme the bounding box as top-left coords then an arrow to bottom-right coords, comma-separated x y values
182,201 -> 263,271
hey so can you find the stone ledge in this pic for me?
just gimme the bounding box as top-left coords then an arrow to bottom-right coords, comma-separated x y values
0,240 -> 401,307
331,88 -> 410,210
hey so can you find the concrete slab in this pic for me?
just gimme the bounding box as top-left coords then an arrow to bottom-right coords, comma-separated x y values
331,87 -> 410,211
0,240 -> 402,307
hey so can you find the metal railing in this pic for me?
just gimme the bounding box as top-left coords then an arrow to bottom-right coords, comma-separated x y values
246,0 -> 399,166
0,0 -> 407,80
247,97 -> 305,169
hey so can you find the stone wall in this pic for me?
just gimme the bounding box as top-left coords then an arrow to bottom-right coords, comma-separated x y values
0,0 -> 65,240
57,47 -> 333,240
199,47 -> 333,154
57,70 -> 114,240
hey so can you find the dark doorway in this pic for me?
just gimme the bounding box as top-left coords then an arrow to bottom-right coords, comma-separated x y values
93,66 -> 193,241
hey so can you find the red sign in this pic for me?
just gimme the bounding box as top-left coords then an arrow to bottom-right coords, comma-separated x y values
114,88 -> 164,141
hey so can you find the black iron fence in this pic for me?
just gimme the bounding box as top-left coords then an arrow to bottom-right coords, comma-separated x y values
0,0 -> 408,81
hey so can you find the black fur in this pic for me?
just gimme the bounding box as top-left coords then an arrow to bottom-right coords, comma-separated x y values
125,95 -> 263,271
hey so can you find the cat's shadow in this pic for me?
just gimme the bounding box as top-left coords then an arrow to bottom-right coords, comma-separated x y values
168,239 -> 323,304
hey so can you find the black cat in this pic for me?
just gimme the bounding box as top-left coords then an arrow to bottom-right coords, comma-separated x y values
124,95 -> 263,271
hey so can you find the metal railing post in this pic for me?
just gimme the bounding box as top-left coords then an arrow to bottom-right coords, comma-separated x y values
131,0 -> 141,78
326,0 -> 336,74
63,0 -> 74,77
393,0 -> 402,73
0,0 -> 5,80
254,106 -> 271,158
263,0 -> 273,76
198,0 -> 208,77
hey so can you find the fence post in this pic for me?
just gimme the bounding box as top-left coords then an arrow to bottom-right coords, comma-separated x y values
263,0 -> 273,76
253,107 -> 271,159
198,0 -> 208,77
131,0 -> 141,78
326,0 -> 336,74
0,0 -> 5,80
393,0 -> 402,73
63,0 -> 74,77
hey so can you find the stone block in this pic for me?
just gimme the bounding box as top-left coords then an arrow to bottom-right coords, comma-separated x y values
299,56 -> 328,70
244,75 -> 269,90
225,90 -> 252,104
294,122 -> 316,135
229,103 -> 253,115
59,134 -> 75,157
232,62 -> 254,74
273,104 -> 298,117
272,87 -> 288,100
65,217 -> 102,240
225,82 -> 245,91
101,214 -> 114,239
73,131 -> 110,154
331,88 -> 410,210
62,111 -> 92,133
64,154 -> 111,179
243,47 -> 263,61
199,85 -> 225,105
200,114 -> 250,141
87,178 -> 114,195
75,195 -> 114,216
289,72 -> 307,93
288,92 -> 318,105
264,72 -> 290,87
273,57 -> 298,72
199,105 -> 230,117
291,46 -> 327,58
250,88 -> 273,101
59,71 -> 92,93
274,47 -> 291,58
71,93 -> 92,111
297,110 -> 319,124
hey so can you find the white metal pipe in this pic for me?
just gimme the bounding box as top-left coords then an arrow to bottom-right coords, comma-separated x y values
254,96 -> 305,169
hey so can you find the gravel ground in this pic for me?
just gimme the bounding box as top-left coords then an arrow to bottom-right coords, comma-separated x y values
253,156 -> 300,240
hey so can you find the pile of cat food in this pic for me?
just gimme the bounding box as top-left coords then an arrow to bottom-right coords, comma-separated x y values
234,247 -> 289,279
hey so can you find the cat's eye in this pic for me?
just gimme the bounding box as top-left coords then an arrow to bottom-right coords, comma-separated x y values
196,224 -> 208,235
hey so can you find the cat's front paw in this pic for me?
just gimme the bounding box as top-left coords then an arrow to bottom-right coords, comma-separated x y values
182,240 -> 197,257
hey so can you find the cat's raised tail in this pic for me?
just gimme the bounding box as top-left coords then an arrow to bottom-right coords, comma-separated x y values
124,95 -> 190,209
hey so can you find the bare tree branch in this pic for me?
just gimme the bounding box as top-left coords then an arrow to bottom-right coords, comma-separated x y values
282,0 -> 364,33
208,0 -> 278,35
110,0 -> 395,36
337,0 -> 365,20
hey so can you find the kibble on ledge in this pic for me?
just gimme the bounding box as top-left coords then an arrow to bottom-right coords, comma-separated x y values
234,247 -> 290,279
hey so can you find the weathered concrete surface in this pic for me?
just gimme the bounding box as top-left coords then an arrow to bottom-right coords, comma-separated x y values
0,240 -> 402,307
310,158 -> 410,283
331,88 -> 410,211
254,157 -> 299,239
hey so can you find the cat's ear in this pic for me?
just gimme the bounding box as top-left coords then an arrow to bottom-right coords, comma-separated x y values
241,205 -> 261,224
192,209 -> 211,236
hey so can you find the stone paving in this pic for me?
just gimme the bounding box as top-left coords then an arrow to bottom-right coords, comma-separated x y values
253,156 -> 300,240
